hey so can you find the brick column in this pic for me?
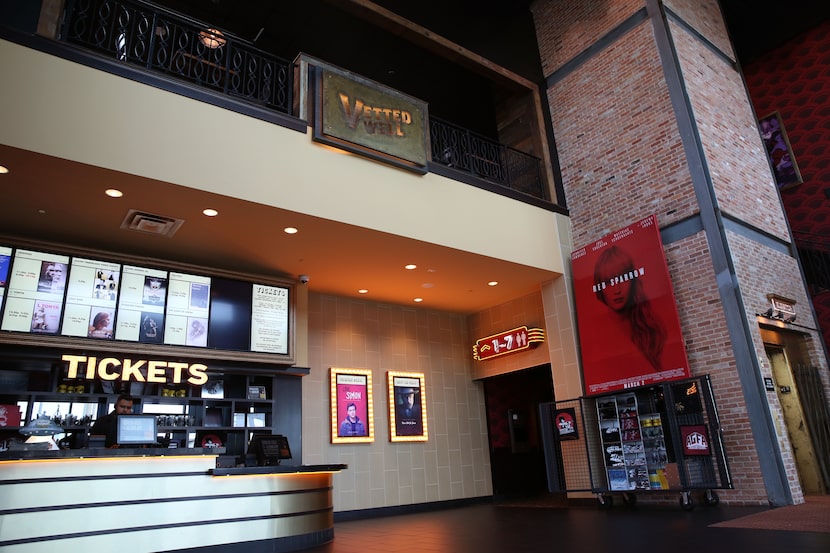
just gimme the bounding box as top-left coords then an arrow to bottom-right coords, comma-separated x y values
532,0 -> 816,505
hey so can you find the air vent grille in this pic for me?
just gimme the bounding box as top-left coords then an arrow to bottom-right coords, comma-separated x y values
121,209 -> 184,237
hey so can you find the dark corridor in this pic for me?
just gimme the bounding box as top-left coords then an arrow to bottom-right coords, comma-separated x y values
483,365 -> 554,498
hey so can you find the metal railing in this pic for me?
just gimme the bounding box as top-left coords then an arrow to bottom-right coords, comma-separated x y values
794,231 -> 830,295
430,117 -> 546,200
61,0 -> 293,114
58,1 -> 548,202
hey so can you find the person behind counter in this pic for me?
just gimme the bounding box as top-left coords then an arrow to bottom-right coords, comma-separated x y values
90,394 -> 134,447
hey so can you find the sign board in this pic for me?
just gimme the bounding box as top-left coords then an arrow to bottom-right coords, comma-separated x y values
313,65 -> 429,173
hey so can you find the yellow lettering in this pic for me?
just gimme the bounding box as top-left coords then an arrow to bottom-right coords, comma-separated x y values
121,359 -> 147,382
168,362 -> 188,384
147,361 -> 167,383
402,111 -> 412,124
62,354 -> 85,378
98,358 -> 121,380
338,93 -> 363,128
188,363 -> 209,386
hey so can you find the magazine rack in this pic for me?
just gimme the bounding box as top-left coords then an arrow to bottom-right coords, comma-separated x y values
540,375 -> 732,510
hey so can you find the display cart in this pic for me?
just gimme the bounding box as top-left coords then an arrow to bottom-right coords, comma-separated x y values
540,375 -> 732,510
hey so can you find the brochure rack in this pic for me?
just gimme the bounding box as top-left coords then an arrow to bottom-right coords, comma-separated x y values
540,375 -> 732,510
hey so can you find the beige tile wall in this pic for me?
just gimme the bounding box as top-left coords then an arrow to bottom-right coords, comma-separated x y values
302,293 -> 493,512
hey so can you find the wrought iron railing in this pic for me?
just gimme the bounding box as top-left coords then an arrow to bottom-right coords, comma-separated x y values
57,1 -> 548,202
794,231 -> 830,295
61,0 -> 292,114
429,117 -> 546,200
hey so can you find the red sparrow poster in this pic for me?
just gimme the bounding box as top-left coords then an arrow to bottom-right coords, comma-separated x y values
572,215 -> 690,395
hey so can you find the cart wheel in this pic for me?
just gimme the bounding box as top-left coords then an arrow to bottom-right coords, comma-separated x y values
622,492 -> 637,507
679,491 -> 694,511
704,490 -> 720,506
597,493 -> 614,510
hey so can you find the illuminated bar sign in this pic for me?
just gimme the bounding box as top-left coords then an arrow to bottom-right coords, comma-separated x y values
62,354 -> 209,386
313,64 -> 429,173
473,326 -> 545,361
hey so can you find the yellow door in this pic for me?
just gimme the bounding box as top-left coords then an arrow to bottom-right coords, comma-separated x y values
766,346 -> 826,495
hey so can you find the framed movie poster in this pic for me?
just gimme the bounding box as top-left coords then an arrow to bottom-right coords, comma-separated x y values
330,368 -> 374,444
758,111 -> 802,189
571,215 -> 690,395
554,407 -> 579,441
388,371 -> 428,442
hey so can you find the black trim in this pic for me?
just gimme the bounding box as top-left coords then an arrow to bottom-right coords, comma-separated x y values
0,488 -> 331,516
333,496 -> 491,522
427,162 -> 568,215
0,508 -> 332,548
665,6 -> 737,69
545,9 -> 648,87
644,0 -> 792,506
0,27 -> 307,134
659,213 -> 794,258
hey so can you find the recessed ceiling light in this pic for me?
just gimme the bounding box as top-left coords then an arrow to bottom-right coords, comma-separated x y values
202,208 -> 219,217
37,209 -> 46,214
405,264 -> 417,270
414,297 -> 423,303
0,165 -> 9,174
105,188 -> 123,198
358,289 -> 368,294
284,227 -> 298,234
488,281 -> 499,286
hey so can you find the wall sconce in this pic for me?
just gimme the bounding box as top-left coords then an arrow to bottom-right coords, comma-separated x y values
199,28 -> 226,49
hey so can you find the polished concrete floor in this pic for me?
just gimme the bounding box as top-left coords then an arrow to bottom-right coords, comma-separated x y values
305,498 -> 830,553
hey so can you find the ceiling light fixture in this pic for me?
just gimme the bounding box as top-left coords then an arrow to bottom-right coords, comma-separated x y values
202,208 -> 219,217
488,281 -> 498,286
0,165 -> 9,174
405,264 -> 417,270
199,28 -> 226,49
358,289 -> 368,294
414,297 -> 423,303
105,188 -> 123,198
284,227 -> 298,234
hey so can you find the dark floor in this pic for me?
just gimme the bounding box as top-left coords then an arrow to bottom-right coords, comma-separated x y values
304,497 -> 830,553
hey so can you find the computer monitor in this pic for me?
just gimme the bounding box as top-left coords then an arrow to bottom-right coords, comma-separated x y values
116,414 -> 158,446
248,432 -> 292,466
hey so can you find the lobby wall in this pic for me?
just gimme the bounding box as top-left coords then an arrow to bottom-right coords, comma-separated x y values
302,292 -> 492,512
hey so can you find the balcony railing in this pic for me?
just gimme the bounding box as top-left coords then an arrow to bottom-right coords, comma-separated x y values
61,0 -> 292,114
430,117 -> 546,200
58,0 -> 546,202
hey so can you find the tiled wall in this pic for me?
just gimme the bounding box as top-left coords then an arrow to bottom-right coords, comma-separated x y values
302,293 -> 492,512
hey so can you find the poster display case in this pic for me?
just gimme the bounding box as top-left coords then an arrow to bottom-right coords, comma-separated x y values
540,376 -> 732,510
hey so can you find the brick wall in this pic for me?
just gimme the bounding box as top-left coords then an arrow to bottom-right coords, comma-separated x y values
531,0 -> 815,504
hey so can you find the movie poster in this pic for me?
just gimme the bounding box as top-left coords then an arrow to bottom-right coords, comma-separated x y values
571,215 -> 690,395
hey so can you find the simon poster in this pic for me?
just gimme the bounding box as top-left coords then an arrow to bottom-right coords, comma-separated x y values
571,215 -> 690,395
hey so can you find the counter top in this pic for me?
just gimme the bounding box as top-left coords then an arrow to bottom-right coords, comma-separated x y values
0,447 -> 224,460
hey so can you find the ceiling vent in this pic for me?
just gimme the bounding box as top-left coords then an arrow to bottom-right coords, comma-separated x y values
121,209 -> 184,238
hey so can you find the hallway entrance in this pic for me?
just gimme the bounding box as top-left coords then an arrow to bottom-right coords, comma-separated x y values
483,365 -> 553,498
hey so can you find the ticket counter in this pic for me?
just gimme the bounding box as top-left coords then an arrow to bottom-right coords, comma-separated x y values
0,449 -> 346,553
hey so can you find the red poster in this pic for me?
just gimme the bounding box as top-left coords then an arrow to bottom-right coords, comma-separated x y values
336,380 -> 369,437
572,215 -> 690,395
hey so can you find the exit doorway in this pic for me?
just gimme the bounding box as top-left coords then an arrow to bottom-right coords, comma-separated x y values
765,345 -> 828,495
